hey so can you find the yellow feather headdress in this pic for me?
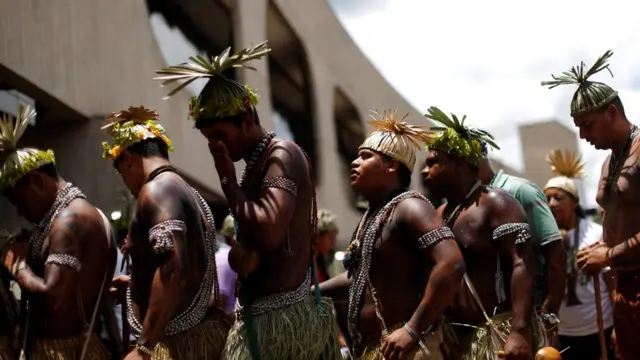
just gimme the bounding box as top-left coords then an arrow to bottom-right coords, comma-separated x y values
544,149 -> 584,200
0,105 -> 54,190
359,109 -> 434,172
100,105 -> 174,160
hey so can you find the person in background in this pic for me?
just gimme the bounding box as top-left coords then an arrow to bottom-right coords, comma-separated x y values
316,209 -> 338,283
479,156 -> 566,348
543,149 -> 615,360
213,215 -> 237,314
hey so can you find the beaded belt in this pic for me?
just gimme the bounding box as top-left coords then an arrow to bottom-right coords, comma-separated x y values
236,270 -> 311,317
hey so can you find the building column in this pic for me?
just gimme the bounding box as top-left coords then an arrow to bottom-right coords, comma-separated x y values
232,0 -> 274,131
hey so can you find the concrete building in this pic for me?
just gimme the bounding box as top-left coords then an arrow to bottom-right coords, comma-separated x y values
0,0 -> 580,247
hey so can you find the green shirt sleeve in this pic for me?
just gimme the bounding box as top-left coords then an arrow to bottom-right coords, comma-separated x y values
514,182 -> 562,247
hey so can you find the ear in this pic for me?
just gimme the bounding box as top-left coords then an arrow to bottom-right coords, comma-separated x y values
242,113 -> 256,133
120,151 -> 134,168
607,103 -> 619,120
385,158 -> 400,174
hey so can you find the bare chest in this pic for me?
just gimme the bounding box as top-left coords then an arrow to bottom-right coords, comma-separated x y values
597,154 -> 640,209
447,206 -> 494,254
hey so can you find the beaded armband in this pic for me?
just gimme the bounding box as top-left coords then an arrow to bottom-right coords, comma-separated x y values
417,227 -> 455,250
492,223 -> 531,244
261,176 -> 298,198
45,253 -> 81,271
148,220 -> 186,254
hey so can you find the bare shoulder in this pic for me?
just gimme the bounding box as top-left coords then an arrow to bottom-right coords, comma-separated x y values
396,196 -> 437,219
483,186 -> 523,213
52,198 -> 100,236
266,139 -> 309,179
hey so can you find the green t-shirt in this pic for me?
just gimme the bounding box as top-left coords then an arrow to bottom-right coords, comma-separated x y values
490,170 -> 562,308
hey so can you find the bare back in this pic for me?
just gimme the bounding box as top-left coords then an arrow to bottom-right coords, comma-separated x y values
126,171 -> 208,323
240,140 -> 313,299
33,198 -> 116,338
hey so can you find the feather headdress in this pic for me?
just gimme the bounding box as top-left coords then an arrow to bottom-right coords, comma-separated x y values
424,106 -> 499,167
541,50 -> 618,116
0,105 -> 54,190
154,41 -> 271,122
544,149 -> 584,200
100,105 -> 173,160
359,109 -> 434,172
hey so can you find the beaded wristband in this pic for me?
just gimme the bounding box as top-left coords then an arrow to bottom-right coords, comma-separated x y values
136,344 -> 155,356
403,323 -> 421,341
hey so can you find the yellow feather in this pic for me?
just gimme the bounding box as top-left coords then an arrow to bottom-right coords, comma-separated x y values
366,109 -> 434,149
546,149 -> 585,179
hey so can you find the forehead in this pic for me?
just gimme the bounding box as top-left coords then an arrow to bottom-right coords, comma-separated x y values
198,120 -> 235,137
426,149 -> 440,160
573,112 -> 603,127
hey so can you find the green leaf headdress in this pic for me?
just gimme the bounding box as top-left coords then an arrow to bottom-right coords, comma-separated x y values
541,50 -> 618,116
424,106 -> 499,167
101,106 -> 174,160
0,105 -> 55,191
360,109 -> 434,172
544,149 -> 584,200
154,41 -> 271,122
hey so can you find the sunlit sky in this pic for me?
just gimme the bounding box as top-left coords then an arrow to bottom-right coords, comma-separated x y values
328,0 -> 640,208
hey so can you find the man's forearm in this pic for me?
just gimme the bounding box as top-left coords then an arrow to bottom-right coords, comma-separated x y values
140,265 -> 184,346
221,181 -> 274,250
542,242 -> 566,314
315,271 -> 351,301
408,259 -> 464,333
510,262 -> 534,331
15,267 -> 47,293
609,233 -> 640,266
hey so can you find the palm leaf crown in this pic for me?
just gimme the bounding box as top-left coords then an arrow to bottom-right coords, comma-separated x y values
0,105 -> 55,190
424,106 -> 498,167
546,149 -> 585,179
541,50 -> 618,116
154,41 -> 271,122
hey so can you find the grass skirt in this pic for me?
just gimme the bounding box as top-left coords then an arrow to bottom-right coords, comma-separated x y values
222,296 -> 342,360
152,310 -> 231,360
356,322 -> 447,360
449,312 -> 547,360
29,333 -> 109,360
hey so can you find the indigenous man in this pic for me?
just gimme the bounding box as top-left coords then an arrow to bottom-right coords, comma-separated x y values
102,106 -> 229,360
319,110 -> 466,360
155,42 -> 341,359
422,107 -> 546,360
542,50 -> 640,360
479,157 -> 565,346
0,106 -> 116,359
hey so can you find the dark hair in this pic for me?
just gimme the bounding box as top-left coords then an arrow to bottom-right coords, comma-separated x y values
595,95 -> 626,119
575,205 -> 585,219
194,107 -> 260,130
381,154 -> 412,188
122,138 -> 169,160
14,163 -> 59,187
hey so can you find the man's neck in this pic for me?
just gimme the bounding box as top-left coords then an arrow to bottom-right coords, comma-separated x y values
242,127 -> 268,163
479,167 -> 496,185
365,185 -> 405,210
445,176 -> 479,206
610,119 -> 633,155
141,157 -> 172,180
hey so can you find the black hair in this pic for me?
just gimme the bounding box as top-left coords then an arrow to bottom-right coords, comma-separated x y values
595,95 -> 626,119
575,205 -> 585,219
381,154 -> 412,188
121,138 -> 169,160
14,163 -> 59,187
194,107 -> 260,130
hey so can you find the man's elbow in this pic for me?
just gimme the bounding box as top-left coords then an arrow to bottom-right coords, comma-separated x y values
450,257 -> 466,280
